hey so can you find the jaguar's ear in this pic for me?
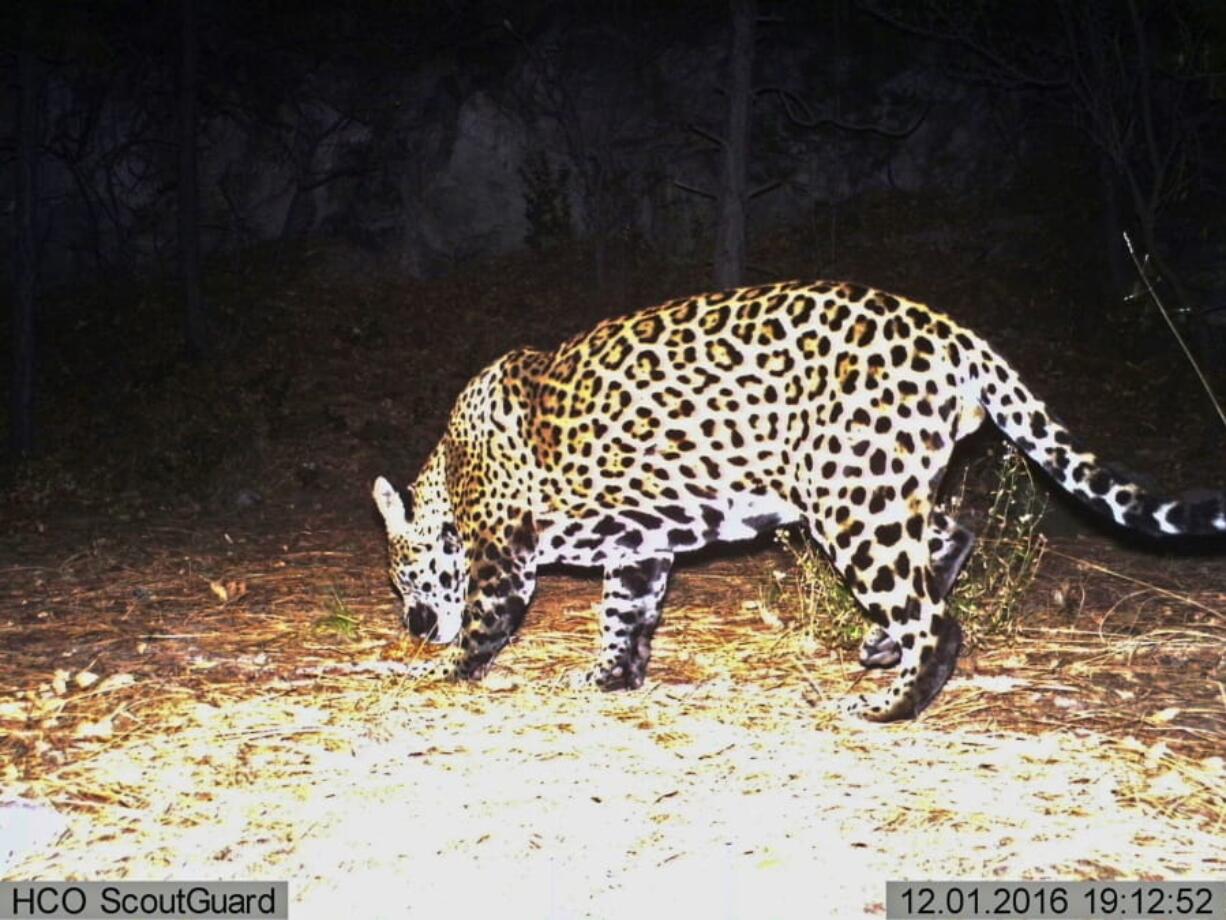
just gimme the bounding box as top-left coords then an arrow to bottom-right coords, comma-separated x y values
372,476 -> 408,533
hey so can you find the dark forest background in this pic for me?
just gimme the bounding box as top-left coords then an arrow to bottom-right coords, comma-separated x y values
3,0 -> 1225,512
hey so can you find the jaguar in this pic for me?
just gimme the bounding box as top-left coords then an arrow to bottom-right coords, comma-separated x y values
372,280 -> 1226,721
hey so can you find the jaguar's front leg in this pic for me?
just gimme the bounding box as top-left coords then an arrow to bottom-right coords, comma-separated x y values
839,510 -> 973,721
456,547 -> 539,679
417,537 -> 538,683
581,555 -> 673,690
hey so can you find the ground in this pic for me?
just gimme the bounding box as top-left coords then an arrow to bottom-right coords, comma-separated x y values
1,217 -> 1225,916
1,510 -> 1223,917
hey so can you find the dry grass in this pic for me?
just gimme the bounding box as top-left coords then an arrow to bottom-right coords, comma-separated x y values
2,509 -> 1223,797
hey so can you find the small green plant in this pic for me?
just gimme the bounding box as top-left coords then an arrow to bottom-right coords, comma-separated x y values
769,528 -> 864,651
945,446 -> 1048,641
315,589 -> 360,640
765,446 -> 1047,650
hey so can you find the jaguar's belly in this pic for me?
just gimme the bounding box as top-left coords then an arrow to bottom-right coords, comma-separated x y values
535,488 -> 801,567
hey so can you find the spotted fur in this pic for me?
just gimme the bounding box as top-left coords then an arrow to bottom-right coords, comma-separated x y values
373,280 -> 1226,721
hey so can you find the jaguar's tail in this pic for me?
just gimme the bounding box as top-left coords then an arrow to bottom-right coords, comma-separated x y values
972,346 -> 1226,538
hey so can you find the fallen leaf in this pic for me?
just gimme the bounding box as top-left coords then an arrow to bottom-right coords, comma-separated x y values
94,673 -> 136,693
758,606 -> 784,630
0,701 -> 30,723
209,579 -> 249,604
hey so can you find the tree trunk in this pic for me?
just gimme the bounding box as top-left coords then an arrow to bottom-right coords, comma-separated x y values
10,35 -> 40,457
593,234 -> 608,295
179,0 -> 207,359
714,0 -> 754,289
1097,154 -> 1129,300
279,115 -> 319,241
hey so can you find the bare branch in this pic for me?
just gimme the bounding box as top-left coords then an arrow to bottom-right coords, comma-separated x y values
686,122 -> 727,149
757,86 -> 930,139
673,179 -> 716,199
860,1 -> 1067,90
749,179 -> 782,199
297,164 -> 374,193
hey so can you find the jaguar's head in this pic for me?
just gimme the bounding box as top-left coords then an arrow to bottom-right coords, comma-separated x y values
371,452 -> 466,644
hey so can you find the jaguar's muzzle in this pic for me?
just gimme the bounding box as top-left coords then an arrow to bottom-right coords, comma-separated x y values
404,603 -> 441,641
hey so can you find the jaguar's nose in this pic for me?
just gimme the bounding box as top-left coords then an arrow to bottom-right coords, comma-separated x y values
404,603 -> 439,640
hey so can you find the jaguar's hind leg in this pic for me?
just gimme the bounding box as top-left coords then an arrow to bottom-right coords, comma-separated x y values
578,556 -> 673,690
812,506 -> 972,721
856,510 -> 972,671
858,626 -> 901,669
926,510 -> 976,600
